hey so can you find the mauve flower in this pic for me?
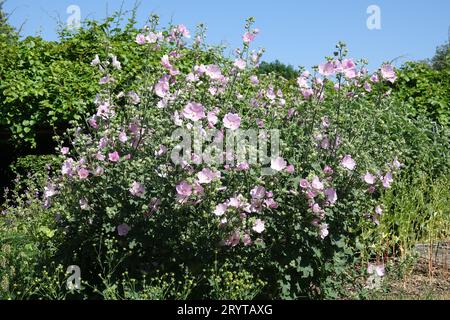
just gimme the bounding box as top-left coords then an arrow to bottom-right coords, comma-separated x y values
264,198 -> 278,209
364,81 -> 372,92
96,102 -> 112,118
78,168 -> 89,180
382,172 -> 393,188
129,181 -> 145,197
285,164 -> 295,174
117,223 -> 131,236
176,181 -> 192,197
205,64 -> 223,80
61,159 -> 74,176
99,74 -> 114,85
311,176 -> 324,191
392,157 -> 402,170
118,131 -> 128,143
108,151 -> 120,162
88,117 -> 98,129
319,223 -> 329,239
214,203 -> 228,216
197,168 -> 220,184
380,64 -> 397,83
324,188 -> 337,204
250,186 -> 266,199
236,162 -> 250,171
183,102 -> 206,122
252,219 -> 265,233
61,147 -> 69,155
299,179 -> 310,189
321,137 -> 330,149
98,137 -> 108,149
322,116 -> 330,128
128,91 -> 140,105
223,113 -> 241,130
297,76 -> 309,88
91,54 -> 100,66
227,197 -> 241,208
155,145 -> 168,157
338,59 -> 357,79
367,75 -> 378,85
242,233 -> 252,246
94,166 -> 104,176
242,31 -> 255,43
364,172 -> 376,185
323,165 -> 334,175
161,54 -> 172,69
135,34 -> 146,44
301,88 -> 314,99
270,157 -> 287,172
96,152 -> 105,161
318,61 -> 335,76
207,111 -> 218,125
375,205 -> 383,216
234,59 -> 246,70
155,75 -> 170,98
311,203 -> 322,213
250,75 -> 259,84
266,86 -> 276,100
177,24 -> 190,38
44,184 -> 58,198
225,231 -> 240,247
341,155 -> 356,170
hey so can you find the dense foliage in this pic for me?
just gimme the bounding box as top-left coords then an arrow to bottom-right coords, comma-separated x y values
0,11 -> 448,300
0,12 -> 220,147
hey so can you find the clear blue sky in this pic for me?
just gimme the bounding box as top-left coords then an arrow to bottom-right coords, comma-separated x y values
4,0 -> 450,70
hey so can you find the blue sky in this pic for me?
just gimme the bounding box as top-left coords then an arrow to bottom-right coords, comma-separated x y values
4,0 -> 450,70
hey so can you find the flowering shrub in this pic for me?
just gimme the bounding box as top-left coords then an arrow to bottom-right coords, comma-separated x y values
2,17 -> 446,299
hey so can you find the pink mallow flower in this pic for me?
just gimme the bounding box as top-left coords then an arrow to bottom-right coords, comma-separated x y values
252,219 -> 265,233
223,113 -> 241,130
214,203 -> 228,217
242,31 -> 255,43
183,102 -> 206,122
319,223 -> 329,239
129,181 -> 145,197
270,157 -> 287,172
197,168 -> 220,184
176,181 -> 193,197
382,172 -> 393,188
155,75 -> 170,98
324,188 -> 337,204
135,34 -> 146,44
364,172 -> 376,185
299,179 -> 310,189
311,176 -> 324,191
250,186 -> 266,199
78,168 -> 89,180
380,64 -> 397,83
233,59 -> 246,70
242,233 -> 252,246
61,147 -> 69,155
108,151 -> 120,162
341,155 -> 356,170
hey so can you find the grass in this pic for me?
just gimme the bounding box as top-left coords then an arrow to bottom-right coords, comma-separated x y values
369,258 -> 449,300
